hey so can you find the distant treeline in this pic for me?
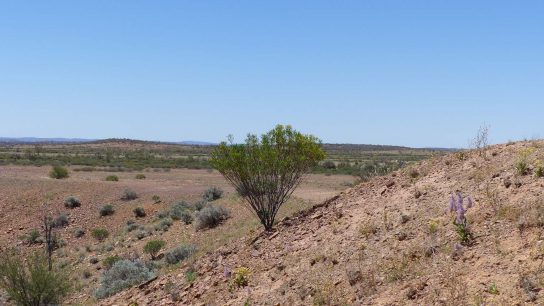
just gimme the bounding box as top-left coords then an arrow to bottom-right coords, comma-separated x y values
0,141 -> 445,176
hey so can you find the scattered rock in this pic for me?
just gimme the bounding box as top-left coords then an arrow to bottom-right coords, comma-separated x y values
347,269 -> 363,286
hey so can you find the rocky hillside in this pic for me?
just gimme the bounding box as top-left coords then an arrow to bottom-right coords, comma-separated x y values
100,141 -> 544,305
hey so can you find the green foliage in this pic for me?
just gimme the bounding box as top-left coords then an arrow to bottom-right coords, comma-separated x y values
105,175 -> 119,181
202,187 -> 223,201
0,250 -> 71,305
195,204 -> 230,230
133,207 -> 146,218
152,195 -> 161,203
185,269 -> 197,283
488,283 -> 499,295
94,260 -> 154,299
103,255 -> 122,270
454,222 -> 473,245
64,196 -> 81,208
99,204 -> 115,217
144,240 -> 166,260
231,267 -> 250,288
135,173 -> 146,179
91,228 -> 109,241
165,245 -> 196,265
49,166 -> 69,179
211,125 -> 325,230
23,228 -> 42,245
121,189 -> 138,200
535,165 -> 544,178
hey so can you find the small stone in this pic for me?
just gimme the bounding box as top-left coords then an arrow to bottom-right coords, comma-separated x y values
385,180 -> 395,188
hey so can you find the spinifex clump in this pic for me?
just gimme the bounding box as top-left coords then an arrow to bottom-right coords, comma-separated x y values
449,192 -> 474,245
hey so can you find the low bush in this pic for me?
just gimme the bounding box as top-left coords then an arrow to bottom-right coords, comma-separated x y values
99,204 -> 115,217
23,229 -> 42,245
135,174 -> 146,179
94,260 -> 154,299
49,166 -> 69,179
135,229 -> 151,240
102,255 -> 122,270
202,187 -> 223,201
180,211 -> 193,225
195,204 -> 230,230
105,175 -> 119,182
133,207 -> 146,218
74,228 -> 85,238
121,189 -> 138,201
53,214 -> 69,228
144,240 -> 166,260
64,196 -> 81,208
126,222 -> 139,232
0,250 -> 71,305
165,245 -> 196,265
169,201 -> 192,221
155,218 -> 173,232
193,200 -> 208,211
152,195 -> 161,203
91,228 -> 109,242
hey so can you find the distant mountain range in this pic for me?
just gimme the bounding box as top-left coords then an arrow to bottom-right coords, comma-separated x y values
0,137 -> 216,146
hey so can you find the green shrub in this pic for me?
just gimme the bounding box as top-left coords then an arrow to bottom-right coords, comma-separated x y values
195,204 -> 230,230
143,240 -> 166,260
105,175 -> 119,182
202,187 -> 223,201
103,255 -> 122,270
135,229 -> 151,240
0,250 -> 71,305
121,189 -> 138,201
23,229 -> 42,245
99,204 -> 115,217
49,166 -> 69,179
133,207 -> 146,218
94,260 -> 154,299
152,195 -> 161,203
169,201 -> 192,220
91,228 -> 109,241
135,174 -> 146,179
64,196 -> 81,208
165,245 -> 196,265
231,267 -> 250,288
536,166 -> 544,178
211,125 -> 325,230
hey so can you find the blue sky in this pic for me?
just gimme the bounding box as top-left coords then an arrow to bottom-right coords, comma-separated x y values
0,1 -> 542,147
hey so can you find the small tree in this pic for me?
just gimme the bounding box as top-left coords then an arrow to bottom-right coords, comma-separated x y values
211,125 -> 325,231
0,250 -> 71,305
144,240 -> 166,260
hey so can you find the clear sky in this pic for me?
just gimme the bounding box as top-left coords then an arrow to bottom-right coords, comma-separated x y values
1,1 -> 542,148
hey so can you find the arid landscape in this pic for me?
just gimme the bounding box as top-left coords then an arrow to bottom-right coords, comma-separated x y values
1,2 -> 542,305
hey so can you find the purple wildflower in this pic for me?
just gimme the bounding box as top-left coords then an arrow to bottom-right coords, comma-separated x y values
448,192 -> 473,225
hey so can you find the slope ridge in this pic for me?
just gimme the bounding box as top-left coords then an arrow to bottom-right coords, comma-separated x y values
100,141 -> 544,305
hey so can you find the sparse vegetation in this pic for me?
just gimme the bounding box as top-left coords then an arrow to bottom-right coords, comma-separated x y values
49,165 -> 69,179
144,240 -> 166,260
133,207 -> 146,218
53,214 -> 69,228
103,255 -> 122,269
135,173 -> 146,179
231,267 -> 250,288
0,250 -> 71,305
211,125 -> 326,231
195,204 -> 230,230
94,260 -> 154,299
22,228 -> 42,245
74,228 -> 85,238
105,175 -> 119,181
121,188 -> 138,200
155,217 -> 173,232
165,245 -> 196,265
64,196 -> 81,208
202,187 -> 223,201
91,228 -> 109,241
152,195 -> 161,203
99,204 -> 115,217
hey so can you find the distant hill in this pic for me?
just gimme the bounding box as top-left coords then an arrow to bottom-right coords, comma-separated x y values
0,137 -> 94,144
